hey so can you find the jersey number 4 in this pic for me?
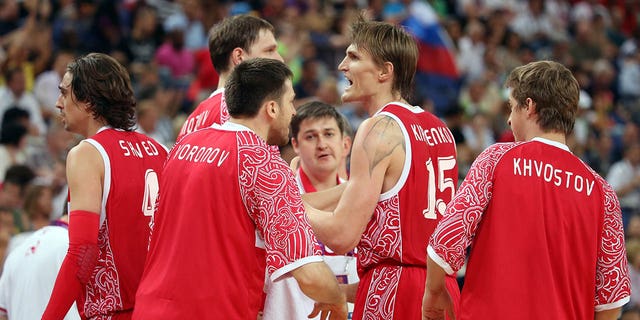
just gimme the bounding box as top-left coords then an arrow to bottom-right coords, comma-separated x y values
423,156 -> 456,220
142,169 -> 160,218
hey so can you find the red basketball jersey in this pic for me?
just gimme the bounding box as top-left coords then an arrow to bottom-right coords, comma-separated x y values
134,122 -> 321,319
80,128 -> 168,318
429,138 -> 631,319
353,102 -> 460,319
176,88 -> 229,142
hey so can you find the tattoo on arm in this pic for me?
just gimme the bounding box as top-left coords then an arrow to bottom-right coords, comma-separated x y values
362,116 -> 404,176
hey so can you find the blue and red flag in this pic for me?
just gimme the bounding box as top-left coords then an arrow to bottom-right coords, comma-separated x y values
402,1 -> 461,116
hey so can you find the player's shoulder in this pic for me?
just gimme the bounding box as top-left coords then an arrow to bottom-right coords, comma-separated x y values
360,113 -> 402,133
198,89 -> 224,108
68,139 -> 101,160
474,141 -> 525,165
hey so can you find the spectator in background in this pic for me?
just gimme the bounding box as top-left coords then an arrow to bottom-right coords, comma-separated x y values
510,0 -> 566,51
125,5 -> 162,66
461,112 -> 495,159
607,143 -> 640,228
294,59 -> 321,100
154,13 -> 194,117
626,237 -> 640,308
618,35 -> 640,111
34,51 -> 75,124
156,13 -> 194,89
0,67 -> 46,135
6,183 -> 53,253
456,19 -> 486,83
0,122 -> 27,183
24,118 -> 75,221
0,164 -> 35,235
164,0 -> 207,51
135,99 -> 172,147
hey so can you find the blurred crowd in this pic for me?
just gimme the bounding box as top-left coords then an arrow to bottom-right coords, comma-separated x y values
0,0 -> 639,316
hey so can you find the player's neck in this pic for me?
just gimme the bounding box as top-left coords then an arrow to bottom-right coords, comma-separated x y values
83,120 -> 109,138
529,131 -> 566,145
300,165 -> 338,192
217,72 -> 230,90
366,91 -> 406,116
228,117 -> 268,141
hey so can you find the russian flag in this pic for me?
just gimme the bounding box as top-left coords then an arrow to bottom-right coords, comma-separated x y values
401,2 -> 461,116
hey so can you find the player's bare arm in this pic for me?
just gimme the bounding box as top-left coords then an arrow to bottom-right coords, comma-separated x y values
307,115 -> 404,254
423,255 -> 455,320
291,261 -> 347,319
340,283 -> 358,303
302,183 -> 347,211
594,308 -> 621,320
66,142 -> 104,214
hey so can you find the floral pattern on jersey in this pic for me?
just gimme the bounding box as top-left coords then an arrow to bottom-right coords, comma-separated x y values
361,266 -> 401,319
587,167 -> 631,306
358,195 -> 402,269
236,131 -> 319,276
219,95 -> 229,123
430,142 -> 520,271
84,223 -> 122,318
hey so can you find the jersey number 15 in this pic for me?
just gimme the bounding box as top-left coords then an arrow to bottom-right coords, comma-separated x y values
423,156 -> 456,220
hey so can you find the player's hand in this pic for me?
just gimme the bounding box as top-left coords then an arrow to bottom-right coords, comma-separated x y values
308,301 -> 348,320
422,288 -> 455,320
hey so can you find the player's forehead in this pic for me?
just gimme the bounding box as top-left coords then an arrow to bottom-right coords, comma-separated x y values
283,79 -> 295,97
250,29 -> 277,51
345,43 -> 370,58
300,116 -> 340,132
60,72 -> 73,88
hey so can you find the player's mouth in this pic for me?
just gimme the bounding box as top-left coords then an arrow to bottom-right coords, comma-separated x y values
344,76 -> 353,89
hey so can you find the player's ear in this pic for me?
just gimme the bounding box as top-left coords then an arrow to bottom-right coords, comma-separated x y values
291,137 -> 300,151
342,135 -> 352,155
230,47 -> 245,67
525,98 -> 537,117
264,100 -> 278,120
378,62 -> 393,82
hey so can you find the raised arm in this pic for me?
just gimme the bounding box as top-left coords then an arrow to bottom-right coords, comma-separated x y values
307,115 -> 404,254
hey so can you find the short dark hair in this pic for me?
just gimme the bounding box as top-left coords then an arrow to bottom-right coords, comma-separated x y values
67,53 -> 137,130
0,122 -> 27,146
290,101 -> 351,139
208,15 -> 275,74
505,60 -> 580,135
3,66 -> 22,83
1,107 -> 30,128
225,58 -> 292,118
4,164 -> 35,192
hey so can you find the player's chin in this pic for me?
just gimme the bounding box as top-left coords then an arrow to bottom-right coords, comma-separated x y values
341,92 -> 355,103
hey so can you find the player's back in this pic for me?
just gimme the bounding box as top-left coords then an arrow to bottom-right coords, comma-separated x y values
360,102 -> 458,268
353,102 -> 459,319
176,88 -> 227,141
461,139 -> 609,319
134,125 -> 266,319
82,128 -> 168,317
